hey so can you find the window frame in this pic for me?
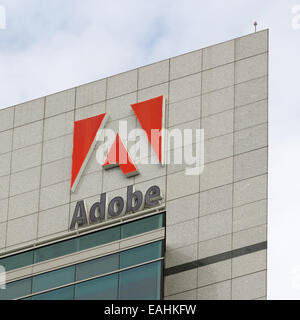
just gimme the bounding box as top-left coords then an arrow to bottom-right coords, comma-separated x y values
15,242 -> 165,300
0,211 -> 165,273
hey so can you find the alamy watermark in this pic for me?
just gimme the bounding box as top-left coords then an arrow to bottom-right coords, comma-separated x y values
0,265 -> 6,290
0,5 -> 6,30
292,5 -> 300,29
95,121 -> 205,176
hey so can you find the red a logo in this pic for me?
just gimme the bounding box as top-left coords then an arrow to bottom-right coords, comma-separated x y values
71,95 -> 166,192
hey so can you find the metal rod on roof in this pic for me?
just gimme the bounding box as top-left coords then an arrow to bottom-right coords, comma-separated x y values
254,21 -> 258,32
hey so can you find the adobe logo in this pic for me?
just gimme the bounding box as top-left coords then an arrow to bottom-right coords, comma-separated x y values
71,96 -> 166,192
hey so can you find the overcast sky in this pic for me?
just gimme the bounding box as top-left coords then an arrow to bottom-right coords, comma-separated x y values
0,0 -> 299,299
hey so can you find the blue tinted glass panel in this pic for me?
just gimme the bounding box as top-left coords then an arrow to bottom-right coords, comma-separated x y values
32,285 -> 74,300
0,214 -> 164,273
75,273 -> 118,300
32,266 -> 75,293
119,261 -> 161,300
34,238 -> 78,263
0,278 -> 32,300
76,254 -> 119,281
78,227 -> 120,251
0,251 -> 33,272
120,241 -> 162,269
121,214 -> 163,239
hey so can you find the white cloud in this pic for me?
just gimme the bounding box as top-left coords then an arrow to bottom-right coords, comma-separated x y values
0,0 -> 269,107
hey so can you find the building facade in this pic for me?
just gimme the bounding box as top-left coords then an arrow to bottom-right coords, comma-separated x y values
0,30 -> 268,300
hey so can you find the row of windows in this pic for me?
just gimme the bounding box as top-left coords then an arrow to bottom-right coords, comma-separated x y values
23,261 -> 162,300
0,213 -> 164,272
0,241 -> 163,300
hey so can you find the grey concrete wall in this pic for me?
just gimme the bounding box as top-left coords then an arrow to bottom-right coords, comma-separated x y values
0,29 -> 268,300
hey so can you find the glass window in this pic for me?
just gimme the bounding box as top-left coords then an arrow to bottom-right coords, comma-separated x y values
121,214 -> 163,239
119,261 -> 162,300
34,238 -> 78,263
75,274 -> 118,300
32,266 -> 75,293
32,285 -> 74,300
0,278 -> 32,300
9,239 -> 164,300
78,226 -> 120,251
120,241 -> 162,269
0,251 -> 33,272
76,253 -> 119,282
0,213 -> 164,273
